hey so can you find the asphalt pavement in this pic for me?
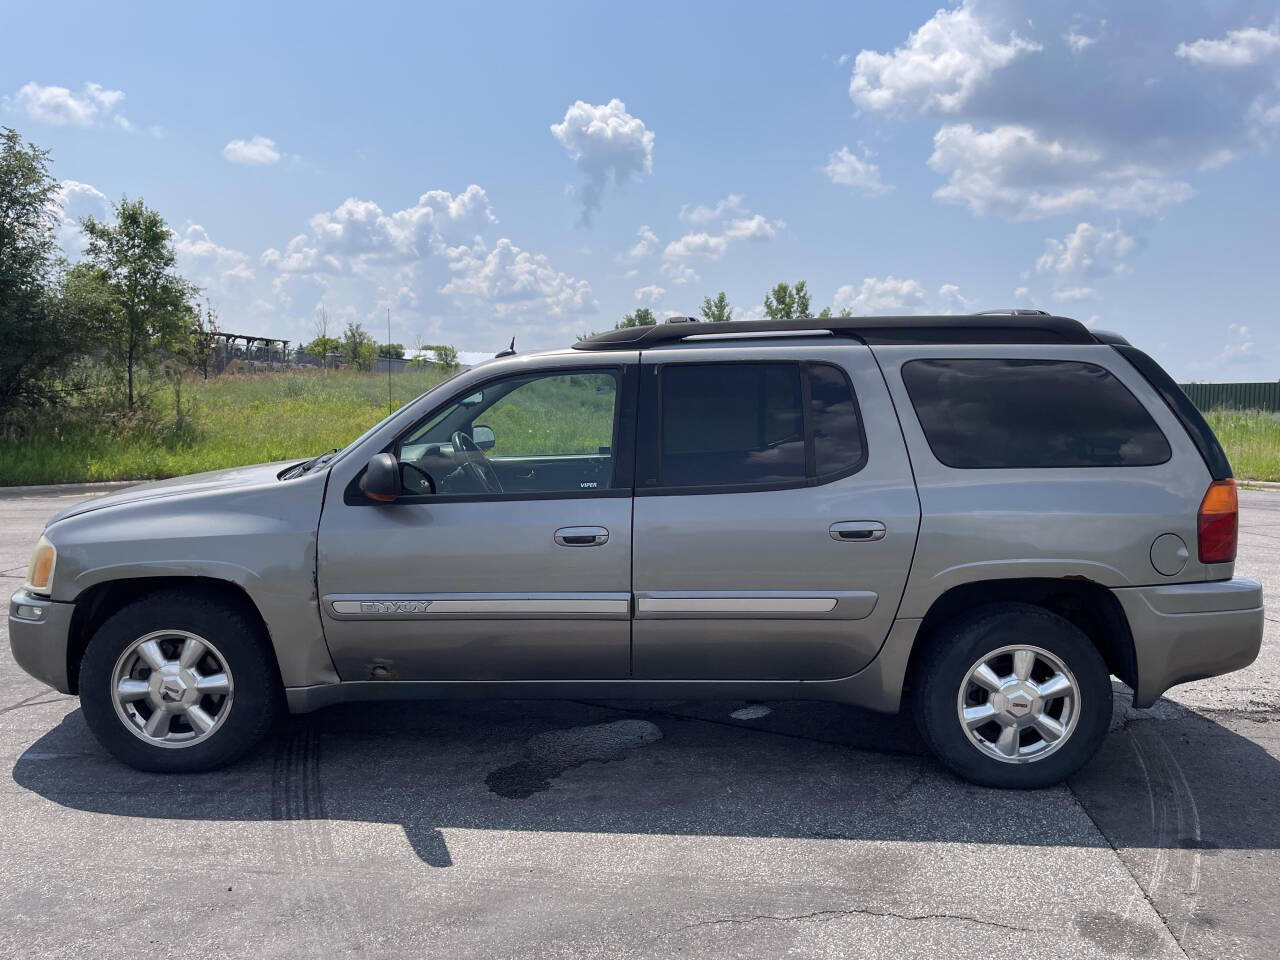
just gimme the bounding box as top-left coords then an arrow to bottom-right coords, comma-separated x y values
1,487 -> 1277,959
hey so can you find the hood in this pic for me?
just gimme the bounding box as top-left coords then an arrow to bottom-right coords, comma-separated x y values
47,461 -> 298,525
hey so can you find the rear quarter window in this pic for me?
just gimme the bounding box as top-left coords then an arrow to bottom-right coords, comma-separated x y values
901,358 -> 1171,468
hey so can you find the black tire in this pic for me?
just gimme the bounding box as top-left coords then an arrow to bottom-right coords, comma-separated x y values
913,602 -> 1112,789
79,590 -> 281,773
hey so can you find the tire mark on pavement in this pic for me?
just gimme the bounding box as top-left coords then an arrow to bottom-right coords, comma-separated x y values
271,728 -> 359,953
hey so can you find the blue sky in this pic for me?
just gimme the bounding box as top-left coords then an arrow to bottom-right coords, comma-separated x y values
3,0 -> 1278,379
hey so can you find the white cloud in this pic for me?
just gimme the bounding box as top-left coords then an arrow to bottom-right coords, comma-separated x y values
663,232 -> 728,261
660,261 -> 699,286
51,179 -> 109,257
262,185 -> 498,273
441,237 -> 596,317
174,224 -> 254,284
928,124 -> 1193,219
1052,286 -> 1097,302
633,284 -> 665,303
621,224 -> 659,262
722,214 -> 781,241
10,81 -> 128,128
1063,28 -> 1098,54
1176,26 -> 1280,69
823,145 -> 891,195
679,194 -> 743,224
551,98 -> 654,224
832,276 -> 927,314
853,5 -> 1277,221
937,283 -> 974,314
257,184 -> 592,347
223,135 -> 282,166
849,3 -> 1039,113
1219,323 -> 1256,364
1035,222 -> 1136,278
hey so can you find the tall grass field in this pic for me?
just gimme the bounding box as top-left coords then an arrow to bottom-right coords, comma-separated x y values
1,370 -> 1278,485
0,369 -> 454,486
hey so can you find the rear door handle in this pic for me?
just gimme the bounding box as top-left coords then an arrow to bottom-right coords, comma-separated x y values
830,521 -> 886,542
555,526 -> 610,547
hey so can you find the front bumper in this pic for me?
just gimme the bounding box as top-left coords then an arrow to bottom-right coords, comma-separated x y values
8,589 -> 75,694
1112,577 -> 1264,707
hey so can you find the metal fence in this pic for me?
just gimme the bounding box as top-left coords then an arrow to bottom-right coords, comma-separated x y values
1178,381 -> 1280,412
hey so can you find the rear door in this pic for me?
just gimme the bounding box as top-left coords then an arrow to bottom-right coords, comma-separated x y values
630,342 -> 920,679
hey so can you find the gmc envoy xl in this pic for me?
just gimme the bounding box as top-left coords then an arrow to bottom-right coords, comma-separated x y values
10,312 -> 1264,788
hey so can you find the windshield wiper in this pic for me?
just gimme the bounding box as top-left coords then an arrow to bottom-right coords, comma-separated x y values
284,449 -> 339,479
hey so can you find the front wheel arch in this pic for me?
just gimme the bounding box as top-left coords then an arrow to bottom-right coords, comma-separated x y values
67,576 -> 281,697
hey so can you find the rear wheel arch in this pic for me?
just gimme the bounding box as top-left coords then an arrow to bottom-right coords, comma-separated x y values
904,577 -> 1137,696
67,576 -> 281,696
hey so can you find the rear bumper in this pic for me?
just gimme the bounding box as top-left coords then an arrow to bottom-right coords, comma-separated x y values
1112,577 -> 1264,707
8,589 -> 74,694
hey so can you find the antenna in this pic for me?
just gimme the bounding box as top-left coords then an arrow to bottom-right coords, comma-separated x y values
387,307 -> 393,415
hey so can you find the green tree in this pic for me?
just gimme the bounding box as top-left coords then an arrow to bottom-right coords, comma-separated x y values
305,335 -> 341,360
377,342 -> 406,359
616,307 -> 657,329
763,280 -> 811,321
173,301 -> 221,379
430,343 -> 460,369
341,320 -> 377,370
0,127 -> 91,411
81,196 -> 197,408
700,291 -> 733,323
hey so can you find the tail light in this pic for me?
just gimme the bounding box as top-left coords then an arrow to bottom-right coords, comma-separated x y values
1197,478 -> 1238,564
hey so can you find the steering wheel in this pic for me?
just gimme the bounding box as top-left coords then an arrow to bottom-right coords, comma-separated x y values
451,430 -> 504,494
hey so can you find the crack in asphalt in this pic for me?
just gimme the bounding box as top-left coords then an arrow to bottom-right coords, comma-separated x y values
660,907 -> 1032,938
0,691 -> 74,716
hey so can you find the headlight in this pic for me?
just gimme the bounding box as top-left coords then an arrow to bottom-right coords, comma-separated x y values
24,535 -> 56,596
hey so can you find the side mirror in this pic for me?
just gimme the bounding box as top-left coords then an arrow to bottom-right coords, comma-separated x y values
360,453 -> 401,502
472,424 -> 496,451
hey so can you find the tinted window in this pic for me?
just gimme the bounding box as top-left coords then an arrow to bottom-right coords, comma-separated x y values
901,358 -> 1171,468
659,363 -> 805,487
808,363 -> 865,476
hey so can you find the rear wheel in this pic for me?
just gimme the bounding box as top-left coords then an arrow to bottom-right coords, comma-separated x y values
913,603 -> 1112,789
79,591 -> 281,773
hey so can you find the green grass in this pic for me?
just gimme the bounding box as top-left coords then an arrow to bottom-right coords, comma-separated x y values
1204,408 -> 1280,483
0,369 -> 453,485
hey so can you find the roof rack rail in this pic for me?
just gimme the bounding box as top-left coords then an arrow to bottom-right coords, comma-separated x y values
572,314 -> 1098,351
971,308 -> 1051,316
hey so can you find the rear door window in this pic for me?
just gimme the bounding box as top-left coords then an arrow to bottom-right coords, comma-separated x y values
651,361 -> 866,490
901,358 -> 1171,468
659,363 -> 806,487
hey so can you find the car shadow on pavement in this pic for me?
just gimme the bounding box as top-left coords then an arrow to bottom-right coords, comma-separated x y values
12,686 -> 1280,871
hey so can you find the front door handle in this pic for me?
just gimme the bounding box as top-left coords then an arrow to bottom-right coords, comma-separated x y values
555,526 -> 610,547
830,521 -> 886,542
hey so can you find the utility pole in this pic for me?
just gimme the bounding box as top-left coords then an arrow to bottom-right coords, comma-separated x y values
387,307 -> 393,415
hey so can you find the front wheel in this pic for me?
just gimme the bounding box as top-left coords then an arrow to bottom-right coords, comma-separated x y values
79,591 -> 281,773
913,603 -> 1113,789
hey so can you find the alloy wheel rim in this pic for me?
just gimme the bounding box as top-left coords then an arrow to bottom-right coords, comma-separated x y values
956,644 -> 1080,764
110,630 -> 234,749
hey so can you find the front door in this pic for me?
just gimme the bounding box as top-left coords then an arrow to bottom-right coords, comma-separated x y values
317,361 -> 637,681
630,344 -> 920,680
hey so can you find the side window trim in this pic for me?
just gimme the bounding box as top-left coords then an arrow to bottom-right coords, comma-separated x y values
635,358 -> 869,497
344,362 -> 637,505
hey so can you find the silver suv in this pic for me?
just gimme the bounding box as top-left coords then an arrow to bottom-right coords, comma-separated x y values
9,313 -> 1264,788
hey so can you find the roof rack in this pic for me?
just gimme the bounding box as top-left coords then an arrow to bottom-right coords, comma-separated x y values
572,314 -> 1097,351
971,308 -> 1051,317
